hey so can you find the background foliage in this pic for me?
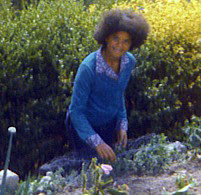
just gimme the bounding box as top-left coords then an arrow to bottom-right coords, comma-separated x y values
0,0 -> 98,177
0,0 -> 200,177
116,0 -> 201,138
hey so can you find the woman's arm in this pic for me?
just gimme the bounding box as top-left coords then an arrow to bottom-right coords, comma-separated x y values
69,64 -> 101,144
70,63 -> 116,162
116,94 -> 128,148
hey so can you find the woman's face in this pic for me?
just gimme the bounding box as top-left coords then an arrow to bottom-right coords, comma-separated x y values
105,31 -> 132,60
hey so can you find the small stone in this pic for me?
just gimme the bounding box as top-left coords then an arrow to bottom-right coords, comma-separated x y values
0,169 -> 19,194
46,171 -> 53,177
165,141 -> 187,153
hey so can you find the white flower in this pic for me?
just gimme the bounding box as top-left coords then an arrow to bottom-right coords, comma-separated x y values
8,127 -> 16,133
101,164 -> 113,175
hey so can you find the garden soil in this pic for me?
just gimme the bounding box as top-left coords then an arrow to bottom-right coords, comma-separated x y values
58,158 -> 201,195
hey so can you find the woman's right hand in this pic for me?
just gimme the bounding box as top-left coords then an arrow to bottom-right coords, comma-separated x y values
96,143 -> 116,162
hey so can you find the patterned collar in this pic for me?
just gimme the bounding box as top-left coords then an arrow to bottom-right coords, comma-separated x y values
96,47 -> 129,80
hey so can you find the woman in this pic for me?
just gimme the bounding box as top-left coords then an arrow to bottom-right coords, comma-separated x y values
66,9 -> 149,162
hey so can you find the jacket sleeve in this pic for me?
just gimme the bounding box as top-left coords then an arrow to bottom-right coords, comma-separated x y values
116,94 -> 128,131
69,64 -> 104,148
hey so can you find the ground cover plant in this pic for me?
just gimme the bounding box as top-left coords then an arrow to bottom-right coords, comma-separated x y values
11,131 -> 201,194
0,0 -> 201,189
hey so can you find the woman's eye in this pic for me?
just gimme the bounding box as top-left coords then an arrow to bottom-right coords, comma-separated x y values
124,39 -> 130,43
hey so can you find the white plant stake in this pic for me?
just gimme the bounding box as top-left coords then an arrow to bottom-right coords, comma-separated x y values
8,127 -> 16,134
1,127 -> 16,195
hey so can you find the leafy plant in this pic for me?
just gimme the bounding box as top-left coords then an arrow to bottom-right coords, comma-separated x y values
15,168 -> 78,195
15,173 -> 31,195
131,134 -> 171,175
81,158 -> 130,195
163,173 -> 197,195
182,115 -> 201,155
175,173 -> 195,189
171,184 -> 194,195
82,158 -> 113,194
112,134 -> 183,177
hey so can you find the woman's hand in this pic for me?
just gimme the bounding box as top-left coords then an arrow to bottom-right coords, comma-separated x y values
116,130 -> 127,148
96,143 -> 116,162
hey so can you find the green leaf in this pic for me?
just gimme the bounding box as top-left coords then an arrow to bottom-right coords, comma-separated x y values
107,188 -> 128,195
171,183 -> 193,195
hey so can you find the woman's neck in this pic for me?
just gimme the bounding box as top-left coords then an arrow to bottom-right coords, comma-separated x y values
102,48 -> 120,73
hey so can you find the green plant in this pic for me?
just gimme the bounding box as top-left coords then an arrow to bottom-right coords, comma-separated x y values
163,173 -> 197,195
15,173 -> 31,195
171,184 -> 194,195
82,158 -> 113,194
81,158 -> 130,195
107,184 -> 129,195
132,134 -> 171,175
112,134 -> 182,177
15,168 -> 77,195
175,173 -> 195,189
182,115 -> 201,155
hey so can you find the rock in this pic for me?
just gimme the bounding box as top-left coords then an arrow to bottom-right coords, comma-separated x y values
39,151 -> 92,175
0,169 -> 19,194
165,141 -> 187,154
127,133 -> 156,150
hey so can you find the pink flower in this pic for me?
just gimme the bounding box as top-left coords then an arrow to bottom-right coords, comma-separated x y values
101,164 -> 113,175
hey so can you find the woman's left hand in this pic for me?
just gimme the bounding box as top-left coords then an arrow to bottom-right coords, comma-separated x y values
116,130 -> 127,148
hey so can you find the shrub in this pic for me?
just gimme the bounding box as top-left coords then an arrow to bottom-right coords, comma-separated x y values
109,0 -> 201,139
0,0 -> 98,177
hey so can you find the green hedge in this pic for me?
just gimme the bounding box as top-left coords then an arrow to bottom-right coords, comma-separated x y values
119,0 -> 201,139
0,0 -> 200,177
88,0 -> 201,138
0,0 -> 99,177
